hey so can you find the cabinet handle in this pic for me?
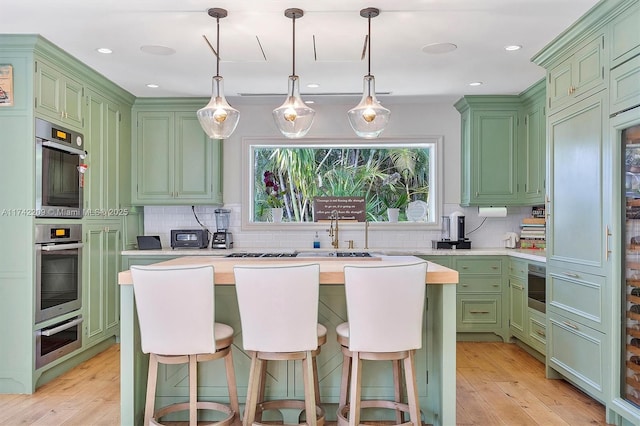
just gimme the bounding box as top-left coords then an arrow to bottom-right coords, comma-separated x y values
492,284 -> 500,287
562,321 -> 579,330
606,225 -> 612,261
470,310 -> 490,314
461,266 -> 469,270
475,191 -> 479,197
511,283 -> 524,290
461,284 -> 469,287
535,330 -> 546,338
562,272 -> 580,278
491,266 -> 499,270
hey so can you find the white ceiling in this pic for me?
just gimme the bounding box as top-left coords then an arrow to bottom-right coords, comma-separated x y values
3,0 -> 600,102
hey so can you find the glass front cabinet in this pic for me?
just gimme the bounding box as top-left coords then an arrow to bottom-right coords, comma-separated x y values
616,113 -> 640,422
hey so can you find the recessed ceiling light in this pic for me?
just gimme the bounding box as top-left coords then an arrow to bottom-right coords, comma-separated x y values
140,45 -> 176,56
146,83 -> 160,89
469,82 -> 483,86
504,45 -> 522,51
422,43 -> 457,54
307,83 -> 320,89
96,47 -> 112,54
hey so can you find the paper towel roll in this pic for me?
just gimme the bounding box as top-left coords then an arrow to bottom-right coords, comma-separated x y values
478,206 -> 507,217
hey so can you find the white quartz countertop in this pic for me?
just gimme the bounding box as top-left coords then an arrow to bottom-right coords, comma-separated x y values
121,247 -> 546,263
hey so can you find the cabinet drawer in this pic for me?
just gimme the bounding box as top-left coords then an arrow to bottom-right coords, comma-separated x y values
456,258 -> 502,275
610,54 -> 640,116
528,310 -> 546,355
547,309 -> 606,401
457,295 -> 501,326
458,276 -> 503,293
547,265 -> 606,332
509,258 -> 527,279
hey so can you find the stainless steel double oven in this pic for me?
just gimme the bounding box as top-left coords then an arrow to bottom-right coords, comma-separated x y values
34,223 -> 83,369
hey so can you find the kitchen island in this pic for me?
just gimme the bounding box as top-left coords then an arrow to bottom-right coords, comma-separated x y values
118,255 -> 458,425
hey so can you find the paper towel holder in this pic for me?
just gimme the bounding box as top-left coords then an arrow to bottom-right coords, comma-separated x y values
478,206 -> 507,218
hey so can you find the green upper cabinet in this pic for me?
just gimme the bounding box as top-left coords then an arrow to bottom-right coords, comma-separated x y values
85,87 -> 124,213
34,57 -> 84,131
519,81 -> 546,205
455,81 -> 546,207
455,97 -> 520,206
546,31 -> 606,112
609,1 -> 640,69
132,100 -> 223,205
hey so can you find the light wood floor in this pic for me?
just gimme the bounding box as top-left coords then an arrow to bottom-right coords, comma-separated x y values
0,342 -> 611,425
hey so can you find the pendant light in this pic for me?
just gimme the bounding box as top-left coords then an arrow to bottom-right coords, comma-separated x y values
272,8 -> 315,139
347,7 -> 390,139
197,8 -> 240,140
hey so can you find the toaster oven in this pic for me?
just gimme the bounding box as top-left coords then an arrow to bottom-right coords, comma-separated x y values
170,229 -> 210,249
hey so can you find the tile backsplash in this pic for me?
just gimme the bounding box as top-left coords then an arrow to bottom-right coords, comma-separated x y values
143,203 -> 531,250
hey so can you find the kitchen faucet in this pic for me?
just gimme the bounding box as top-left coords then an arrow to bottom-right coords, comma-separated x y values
328,210 -> 339,249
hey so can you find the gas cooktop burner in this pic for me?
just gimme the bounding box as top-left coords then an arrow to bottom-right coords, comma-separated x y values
225,252 -> 297,258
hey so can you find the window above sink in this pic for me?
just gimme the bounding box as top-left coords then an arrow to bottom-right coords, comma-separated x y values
241,137 -> 444,230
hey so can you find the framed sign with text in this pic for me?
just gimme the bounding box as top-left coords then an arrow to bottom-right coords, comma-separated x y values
314,196 -> 366,222
0,65 -> 14,107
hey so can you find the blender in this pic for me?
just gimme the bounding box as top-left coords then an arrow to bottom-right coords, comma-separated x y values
212,209 -> 233,249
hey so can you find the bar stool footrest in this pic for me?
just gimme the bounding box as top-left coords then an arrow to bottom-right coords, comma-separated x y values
151,401 -> 237,426
337,400 -> 422,426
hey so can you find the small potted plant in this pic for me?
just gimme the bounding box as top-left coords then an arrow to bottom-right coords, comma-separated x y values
263,170 -> 285,222
380,175 -> 409,222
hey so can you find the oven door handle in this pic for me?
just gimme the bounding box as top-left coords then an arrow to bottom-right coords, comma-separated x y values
41,242 -> 84,251
42,140 -> 87,157
41,317 -> 84,337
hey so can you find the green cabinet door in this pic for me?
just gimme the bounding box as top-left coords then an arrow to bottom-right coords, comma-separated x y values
132,106 -> 223,205
547,32 -> 606,112
471,109 -> 519,204
547,91 -> 609,276
134,111 -> 174,201
455,97 -> 520,206
84,221 -> 122,346
508,278 -> 526,338
520,86 -> 546,205
85,88 -> 123,214
34,58 -> 84,130
609,1 -> 640,69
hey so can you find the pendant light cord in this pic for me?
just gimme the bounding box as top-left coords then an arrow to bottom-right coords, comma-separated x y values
367,13 -> 371,77
216,15 -> 221,77
292,14 -> 296,76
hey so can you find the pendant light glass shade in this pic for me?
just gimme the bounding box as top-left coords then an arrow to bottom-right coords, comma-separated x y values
198,76 -> 239,139
273,75 -> 315,138
348,7 -> 389,138
273,8 -> 315,139
197,8 -> 239,140
347,74 -> 390,139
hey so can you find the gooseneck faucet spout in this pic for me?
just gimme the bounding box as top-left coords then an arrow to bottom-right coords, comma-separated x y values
329,210 -> 339,249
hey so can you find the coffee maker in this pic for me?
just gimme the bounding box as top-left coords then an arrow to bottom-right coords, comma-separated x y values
432,211 -> 472,249
212,209 -> 233,249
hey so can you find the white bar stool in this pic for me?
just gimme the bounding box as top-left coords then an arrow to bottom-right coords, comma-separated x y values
130,264 -> 241,426
336,262 -> 428,426
233,263 -> 326,426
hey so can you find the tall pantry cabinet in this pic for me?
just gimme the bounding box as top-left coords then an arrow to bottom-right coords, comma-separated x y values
532,0 -> 640,423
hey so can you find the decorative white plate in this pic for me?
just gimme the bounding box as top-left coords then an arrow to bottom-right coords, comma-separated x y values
406,200 -> 428,222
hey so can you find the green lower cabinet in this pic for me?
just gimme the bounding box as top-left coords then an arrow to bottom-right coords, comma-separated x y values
454,256 -> 508,341
547,308 -> 607,402
84,221 -> 122,346
418,255 -> 453,269
508,275 -> 526,341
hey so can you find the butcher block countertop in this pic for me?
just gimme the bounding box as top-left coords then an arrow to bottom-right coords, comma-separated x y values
118,255 -> 458,286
